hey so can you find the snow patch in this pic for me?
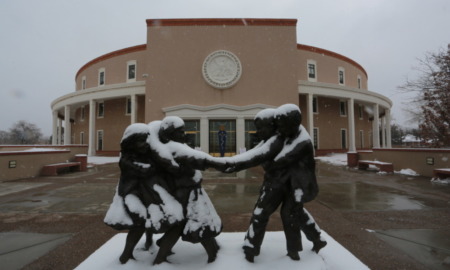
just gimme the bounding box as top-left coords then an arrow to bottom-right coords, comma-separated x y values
315,153 -> 347,166
395,168 -> 419,176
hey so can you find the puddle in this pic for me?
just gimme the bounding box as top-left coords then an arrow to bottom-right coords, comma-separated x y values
317,182 -> 431,211
374,229 -> 450,270
203,183 -> 261,214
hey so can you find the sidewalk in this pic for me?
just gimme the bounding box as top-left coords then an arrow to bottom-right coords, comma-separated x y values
0,159 -> 449,270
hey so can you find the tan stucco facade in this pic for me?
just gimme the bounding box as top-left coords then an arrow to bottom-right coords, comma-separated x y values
51,18 -> 392,156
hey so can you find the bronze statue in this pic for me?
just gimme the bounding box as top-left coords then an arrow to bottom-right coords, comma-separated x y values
225,104 -> 326,262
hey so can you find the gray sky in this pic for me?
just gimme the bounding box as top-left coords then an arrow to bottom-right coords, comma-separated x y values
1,0 -> 449,137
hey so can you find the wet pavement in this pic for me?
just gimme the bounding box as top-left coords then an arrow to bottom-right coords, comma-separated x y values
0,160 -> 449,269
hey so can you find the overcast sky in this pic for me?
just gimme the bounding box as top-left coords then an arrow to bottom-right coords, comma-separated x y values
1,0 -> 449,137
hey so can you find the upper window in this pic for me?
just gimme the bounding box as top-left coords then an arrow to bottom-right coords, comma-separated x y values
357,75 -> 362,89
82,76 -> 86,90
307,60 -> 317,82
98,68 -> 105,86
127,61 -> 137,82
338,67 -> 345,85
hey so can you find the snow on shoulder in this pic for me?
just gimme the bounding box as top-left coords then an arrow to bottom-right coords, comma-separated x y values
276,103 -> 301,116
274,125 -> 311,161
121,123 -> 150,142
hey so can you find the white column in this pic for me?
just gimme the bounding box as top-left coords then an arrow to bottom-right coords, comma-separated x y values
88,100 -> 96,156
52,111 -> 58,145
347,98 -> 356,152
236,117 -> 245,154
306,94 -> 314,138
130,94 -> 137,124
372,104 -> 380,148
64,105 -> 71,145
381,116 -> 386,148
200,117 -> 209,153
385,108 -> 392,148
57,118 -> 62,145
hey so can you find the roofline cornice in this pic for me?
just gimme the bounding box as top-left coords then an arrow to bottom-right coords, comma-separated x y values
146,18 -> 297,27
297,44 -> 368,78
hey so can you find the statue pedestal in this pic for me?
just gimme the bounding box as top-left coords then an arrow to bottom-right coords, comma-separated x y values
75,231 -> 369,270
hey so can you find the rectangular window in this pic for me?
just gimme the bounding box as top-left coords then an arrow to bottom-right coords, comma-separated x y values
341,129 -> 347,149
359,130 -> 364,148
97,130 -> 104,151
340,101 -> 347,116
245,119 -> 259,150
313,128 -> 319,150
307,60 -> 317,82
80,132 -> 84,144
184,120 -> 200,149
128,64 -> 136,80
99,68 -> 105,86
126,98 -> 132,115
82,76 -> 86,90
97,102 -> 104,118
313,97 -> 318,114
357,76 -> 362,89
358,105 -> 363,119
338,67 -> 345,85
80,106 -> 85,121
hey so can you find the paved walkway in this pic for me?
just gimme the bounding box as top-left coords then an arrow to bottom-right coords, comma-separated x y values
0,161 -> 449,269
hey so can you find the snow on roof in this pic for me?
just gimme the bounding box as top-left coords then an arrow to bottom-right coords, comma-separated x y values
276,103 -> 301,116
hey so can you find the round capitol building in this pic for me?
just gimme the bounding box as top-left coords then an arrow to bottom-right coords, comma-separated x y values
51,18 -> 392,156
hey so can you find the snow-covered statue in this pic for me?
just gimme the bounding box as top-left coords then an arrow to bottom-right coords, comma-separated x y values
104,117 -> 226,266
225,104 -> 327,263
148,117 -> 225,264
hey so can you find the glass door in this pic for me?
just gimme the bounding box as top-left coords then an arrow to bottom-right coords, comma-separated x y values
209,120 -> 236,157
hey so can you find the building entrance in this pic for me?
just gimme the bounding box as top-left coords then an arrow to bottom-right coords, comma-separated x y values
209,120 -> 236,157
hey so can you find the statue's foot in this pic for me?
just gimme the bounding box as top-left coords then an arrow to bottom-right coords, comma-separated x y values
144,240 -> 153,250
119,253 -> 135,264
287,251 -> 300,261
245,252 -> 255,263
312,240 -> 327,254
153,257 -> 169,265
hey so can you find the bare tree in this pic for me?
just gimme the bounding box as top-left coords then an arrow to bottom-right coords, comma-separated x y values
398,45 -> 450,147
8,121 -> 43,144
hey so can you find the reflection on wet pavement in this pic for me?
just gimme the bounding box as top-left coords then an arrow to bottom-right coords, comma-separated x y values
317,182 -> 431,211
374,229 -> 450,270
203,183 -> 260,214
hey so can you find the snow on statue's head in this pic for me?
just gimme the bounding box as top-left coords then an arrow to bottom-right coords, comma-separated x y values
120,123 -> 151,155
276,104 -> 302,138
254,108 -> 277,141
159,116 -> 186,144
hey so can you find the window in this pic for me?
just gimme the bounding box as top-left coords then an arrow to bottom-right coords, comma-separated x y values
313,128 -> 319,150
184,120 -> 200,149
359,130 -> 364,148
307,60 -> 317,82
82,76 -> 86,90
340,101 -> 347,116
97,101 -> 104,118
245,119 -> 258,150
338,67 -> 345,85
341,129 -> 347,149
313,96 -> 318,114
357,75 -> 362,89
126,98 -> 132,115
80,106 -> 85,121
80,132 -> 84,144
358,105 -> 363,119
97,130 -> 104,151
98,68 -> 105,86
127,61 -> 137,82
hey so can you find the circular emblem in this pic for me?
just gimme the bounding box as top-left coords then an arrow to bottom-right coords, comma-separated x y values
202,50 -> 242,89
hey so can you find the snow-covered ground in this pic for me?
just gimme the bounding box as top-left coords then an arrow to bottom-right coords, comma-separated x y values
75,231 -> 369,270
315,153 -> 421,176
87,156 -> 120,165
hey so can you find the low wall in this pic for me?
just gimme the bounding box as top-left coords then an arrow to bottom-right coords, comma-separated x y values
0,145 -> 88,181
355,148 -> 450,177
